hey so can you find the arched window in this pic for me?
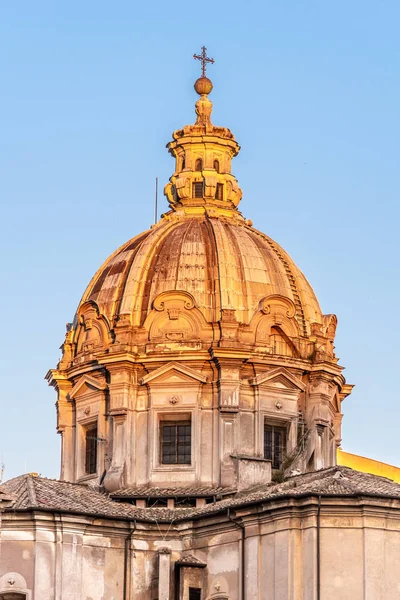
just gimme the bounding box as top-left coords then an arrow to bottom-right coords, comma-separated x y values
181,156 -> 186,170
0,573 -> 29,600
195,158 -> 203,171
213,159 -> 220,172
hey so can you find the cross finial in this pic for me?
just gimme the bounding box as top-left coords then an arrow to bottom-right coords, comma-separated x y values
193,46 -> 215,78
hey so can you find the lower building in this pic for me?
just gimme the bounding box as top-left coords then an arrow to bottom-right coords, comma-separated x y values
1,467 -> 400,599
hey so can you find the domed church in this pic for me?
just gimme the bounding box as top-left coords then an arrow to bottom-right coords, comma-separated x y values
1,50 -> 400,600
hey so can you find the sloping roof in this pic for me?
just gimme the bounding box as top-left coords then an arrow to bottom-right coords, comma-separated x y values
0,487 -> 14,503
1,467 -> 400,523
226,466 -> 400,504
0,474 -> 137,519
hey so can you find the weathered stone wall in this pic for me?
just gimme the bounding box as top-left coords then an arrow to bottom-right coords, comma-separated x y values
1,500 -> 400,599
0,514 -> 127,600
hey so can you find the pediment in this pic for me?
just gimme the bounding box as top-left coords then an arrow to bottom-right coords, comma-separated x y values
140,361 -> 207,385
249,368 -> 305,391
69,374 -> 107,399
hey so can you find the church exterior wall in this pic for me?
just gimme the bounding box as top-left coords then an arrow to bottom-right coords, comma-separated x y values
0,513 -> 128,600
3,496 -> 399,599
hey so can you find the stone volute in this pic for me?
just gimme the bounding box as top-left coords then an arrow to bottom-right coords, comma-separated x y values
47,56 -> 353,495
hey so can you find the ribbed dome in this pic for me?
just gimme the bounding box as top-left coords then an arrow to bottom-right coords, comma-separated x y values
80,214 -> 322,336
76,73 -> 324,342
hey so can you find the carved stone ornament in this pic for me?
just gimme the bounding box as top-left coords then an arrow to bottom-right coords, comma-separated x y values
275,400 -> 283,410
260,294 -> 296,319
84,318 -> 93,330
169,395 -> 181,405
153,291 -> 195,312
175,176 -> 191,199
167,307 -> 180,320
8,577 -> 15,586
84,406 -> 91,415
220,308 -> 237,323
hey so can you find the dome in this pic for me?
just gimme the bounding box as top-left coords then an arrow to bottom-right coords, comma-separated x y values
49,60 -> 350,496
76,69 -> 322,342
80,215 -> 322,336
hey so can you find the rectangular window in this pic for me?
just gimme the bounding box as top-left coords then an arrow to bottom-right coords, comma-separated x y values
192,182 -> 203,198
161,421 -> 191,465
189,589 -> 202,600
215,183 -> 224,200
85,424 -> 98,474
264,424 -> 286,470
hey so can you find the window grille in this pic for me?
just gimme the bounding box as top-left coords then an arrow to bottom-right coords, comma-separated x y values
195,158 -> 203,171
264,424 -> 286,469
85,425 -> 98,474
161,421 -> 191,464
192,182 -> 203,198
215,183 -> 224,200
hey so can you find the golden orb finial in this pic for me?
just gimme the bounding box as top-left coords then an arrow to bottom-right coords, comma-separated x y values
194,76 -> 213,96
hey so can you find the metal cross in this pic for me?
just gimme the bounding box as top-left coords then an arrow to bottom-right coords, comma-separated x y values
193,46 -> 215,78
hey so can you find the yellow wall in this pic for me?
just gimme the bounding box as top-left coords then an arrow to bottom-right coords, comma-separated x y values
337,449 -> 400,483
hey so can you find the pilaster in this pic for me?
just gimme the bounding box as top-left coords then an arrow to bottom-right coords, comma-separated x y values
158,548 -> 172,600
103,362 -> 139,491
55,379 -> 74,482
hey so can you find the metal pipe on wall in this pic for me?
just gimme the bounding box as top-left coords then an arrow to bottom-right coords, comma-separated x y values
123,519 -> 137,600
227,508 -> 245,600
317,496 -> 321,600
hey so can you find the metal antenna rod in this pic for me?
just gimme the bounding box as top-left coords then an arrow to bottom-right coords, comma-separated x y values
154,177 -> 158,224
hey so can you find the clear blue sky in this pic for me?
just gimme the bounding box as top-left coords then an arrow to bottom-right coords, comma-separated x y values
1,1 -> 399,480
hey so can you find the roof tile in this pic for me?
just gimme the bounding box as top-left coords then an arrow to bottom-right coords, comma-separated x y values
1,467 -> 399,523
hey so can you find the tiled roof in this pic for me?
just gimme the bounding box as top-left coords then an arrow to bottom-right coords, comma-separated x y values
1,467 -> 400,523
111,485 -> 235,499
0,474 -> 137,519
0,488 -> 14,503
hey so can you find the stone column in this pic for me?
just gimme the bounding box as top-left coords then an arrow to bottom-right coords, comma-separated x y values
158,548 -> 172,600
